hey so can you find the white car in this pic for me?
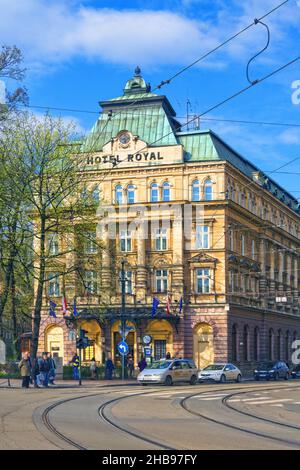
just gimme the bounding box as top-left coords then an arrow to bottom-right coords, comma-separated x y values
198,363 -> 242,383
137,359 -> 198,386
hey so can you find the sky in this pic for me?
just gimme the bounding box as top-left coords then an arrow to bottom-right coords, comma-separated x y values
1,0 -> 300,198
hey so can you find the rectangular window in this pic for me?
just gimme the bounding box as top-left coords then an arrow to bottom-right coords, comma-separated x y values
241,235 -> 245,256
120,230 -> 132,252
154,340 -> 167,360
155,228 -> 167,251
229,230 -> 234,251
83,340 -> 95,362
85,270 -> 97,294
251,239 -> 256,259
229,271 -> 235,292
119,270 -> 133,294
155,269 -> 168,293
48,272 -> 60,296
196,268 -> 210,294
84,232 -> 97,254
48,233 -> 59,255
196,225 -> 210,249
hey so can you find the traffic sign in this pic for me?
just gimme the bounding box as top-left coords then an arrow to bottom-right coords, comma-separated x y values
144,347 -> 152,357
118,341 -> 129,356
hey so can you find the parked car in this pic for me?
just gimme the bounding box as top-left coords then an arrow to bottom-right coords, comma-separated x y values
254,361 -> 290,381
137,358 -> 198,386
291,364 -> 300,379
198,363 -> 242,383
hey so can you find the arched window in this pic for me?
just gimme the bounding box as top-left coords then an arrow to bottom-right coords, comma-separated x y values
204,179 -> 213,200
277,329 -> 282,360
268,329 -> 274,361
192,180 -> 200,201
254,327 -> 259,361
127,185 -> 135,204
115,185 -> 123,204
92,185 -> 100,202
285,331 -> 290,361
162,182 -> 170,202
232,324 -> 238,361
150,183 -> 159,202
243,325 -> 249,361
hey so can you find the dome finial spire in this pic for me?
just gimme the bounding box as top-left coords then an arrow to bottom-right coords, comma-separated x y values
134,65 -> 141,77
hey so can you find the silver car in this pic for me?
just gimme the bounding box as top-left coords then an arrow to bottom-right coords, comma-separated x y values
137,359 -> 198,386
198,363 -> 242,383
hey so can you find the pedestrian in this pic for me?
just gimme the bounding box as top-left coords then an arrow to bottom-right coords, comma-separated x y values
18,351 -> 31,388
47,353 -> 56,385
90,357 -> 97,380
31,356 -> 41,388
166,352 -> 171,360
70,353 -> 80,380
39,352 -> 51,387
138,356 -> 147,372
105,356 -> 115,380
127,355 -> 134,378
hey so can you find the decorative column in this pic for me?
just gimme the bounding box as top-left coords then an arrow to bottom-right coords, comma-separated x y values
172,208 -> 184,299
293,256 -> 299,308
101,225 -> 111,301
286,253 -> 292,304
65,230 -> 76,300
278,250 -> 284,296
259,238 -> 267,305
136,221 -> 147,303
269,244 -> 276,300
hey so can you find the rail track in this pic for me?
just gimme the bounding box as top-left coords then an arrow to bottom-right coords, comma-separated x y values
39,382 -> 300,450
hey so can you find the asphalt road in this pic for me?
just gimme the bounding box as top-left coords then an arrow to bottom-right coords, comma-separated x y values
1,380 -> 300,450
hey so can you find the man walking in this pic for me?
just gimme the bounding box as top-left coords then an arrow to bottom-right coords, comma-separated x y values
71,353 -> 80,380
47,353 -> 56,385
39,353 -> 51,387
105,356 -> 115,380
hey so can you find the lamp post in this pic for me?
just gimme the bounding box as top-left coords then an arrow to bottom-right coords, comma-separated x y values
121,259 -> 126,380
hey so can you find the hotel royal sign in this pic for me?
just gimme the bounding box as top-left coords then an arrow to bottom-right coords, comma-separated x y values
82,130 -> 183,170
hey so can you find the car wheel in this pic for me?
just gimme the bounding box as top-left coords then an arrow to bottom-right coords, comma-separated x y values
255,376 -> 259,381
142,383 -> 148,386
236,374 -> 242,383
190,375 -> 197,385
220,374 -> 226,384
165,375 -> 173,386
284,373 -> 289,381
274,373 -> 279,381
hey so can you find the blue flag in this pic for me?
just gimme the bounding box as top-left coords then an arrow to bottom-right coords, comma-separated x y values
179,297 -> 183,313
49,300 -> 57,318
73,297 -> 78,317
152,297 -> 160,317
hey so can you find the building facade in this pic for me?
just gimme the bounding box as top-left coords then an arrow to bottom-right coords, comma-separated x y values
37,68 -> 300,372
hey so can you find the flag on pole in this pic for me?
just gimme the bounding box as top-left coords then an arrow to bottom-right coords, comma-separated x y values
49,300 -> 57,318
166,294 -> 172,315
73,297 -> 78,317
62,296 -> 68,315
151,297 -> 160,317
179,297 -> 183,314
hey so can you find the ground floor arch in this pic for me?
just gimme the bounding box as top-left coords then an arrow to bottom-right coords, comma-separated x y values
80,320 -> 103,364
145,319 -> 174,361
45,325 -> 64,371
193,322 -> 214,369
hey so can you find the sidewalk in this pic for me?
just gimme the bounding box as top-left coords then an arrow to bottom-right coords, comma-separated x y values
0,377 -> 139,389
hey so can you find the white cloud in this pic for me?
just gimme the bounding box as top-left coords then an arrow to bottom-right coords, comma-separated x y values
278,129 -> 300,145
0,80 -> 5,104
0,0 -> 299,71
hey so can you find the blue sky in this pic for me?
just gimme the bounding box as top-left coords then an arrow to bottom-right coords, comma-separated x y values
1,0 -> 300,198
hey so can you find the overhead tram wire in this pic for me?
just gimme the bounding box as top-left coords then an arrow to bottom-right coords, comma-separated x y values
23,0 -> 290,121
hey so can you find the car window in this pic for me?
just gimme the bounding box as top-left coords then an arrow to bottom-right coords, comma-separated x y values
181,362 -> 190,369
172,361 -> 182,369
151,361 -> 172,369
203,364 -> 225,371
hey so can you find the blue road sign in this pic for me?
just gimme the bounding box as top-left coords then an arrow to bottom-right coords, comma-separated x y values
118,341 -> 129,356
144,347 -> 152,357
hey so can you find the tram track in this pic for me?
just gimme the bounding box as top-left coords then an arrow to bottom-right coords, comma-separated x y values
180,383 -> 300,449
38,382 -> 300,450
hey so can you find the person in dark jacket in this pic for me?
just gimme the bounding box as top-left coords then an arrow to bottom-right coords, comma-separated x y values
138,356 -> 147,372
105,357 -> 115,380
70,354 -> 80,380
39,353 -> 51,387
47,353 -> 56,385
127,355 -> 134,378
18,352 -> 31,388
31,356 -> 41,388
